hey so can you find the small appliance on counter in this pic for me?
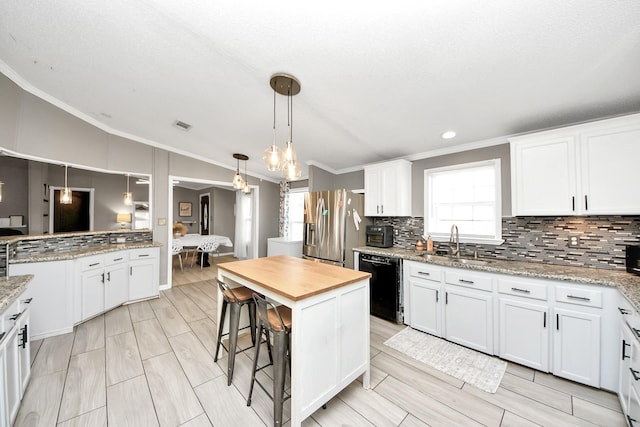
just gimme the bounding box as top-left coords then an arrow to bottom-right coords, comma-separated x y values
627,245 -> 640,275
365,225 -> 394,248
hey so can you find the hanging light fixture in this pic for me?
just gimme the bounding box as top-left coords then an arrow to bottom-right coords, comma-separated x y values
60,164 -> 72,205
262,88 -> 282,171
123,174 -> 133,206
264,73 -> 302,180
242,156 -> 251,194
231,153 -> 248,190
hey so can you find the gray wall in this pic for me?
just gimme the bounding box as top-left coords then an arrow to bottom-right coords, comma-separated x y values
308,165 -> 365,192
0,156 -> 29,224
0,72 -> 280,286
172,187 -> 200,234
210,187 -> 236,239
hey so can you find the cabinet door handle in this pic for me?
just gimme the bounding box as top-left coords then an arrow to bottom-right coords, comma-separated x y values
567,295 -> 590,302
20,324 -> 28,348
107,272 -> 111,282
376,205 -> 379,214
101,273 -> 105,283
556,313 -> 559,331
381,205 -> 384,215
435,290 -> 439,303
633,328 -> 640,340
572,196 -> 575,211
631,368 -> 640,382
620,307 -> 631,315
511,287 -> 531,294
459,279 -> 474,285
543,312 -> 547,328
418,271 -> 430,276
445,292 -> 448,305
584,195 -> 588,211
623,339 -> 631,360
130,267 -> 133,275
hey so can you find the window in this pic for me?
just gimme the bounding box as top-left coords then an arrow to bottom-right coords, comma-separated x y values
287,189 -> 306,241
424,159 -> 502,244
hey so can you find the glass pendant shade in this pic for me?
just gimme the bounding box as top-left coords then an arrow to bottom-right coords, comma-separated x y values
282,159 -> 302,181
60,187 -> 72,204
242,180 -> 251,194
123,174 -> 133,206
263,142 -> 282,171
232,169 -> 245,190
60,165 -> 73,205
282,140 -> 296,164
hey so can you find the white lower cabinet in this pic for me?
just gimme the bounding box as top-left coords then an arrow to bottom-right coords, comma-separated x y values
444,285 -> 493,354
409,278 -> 442,337
105,262 -> 129,310
128,247 -> 160,301
499,298 -> 549,371
81,266 -> 106,321
552,307 -> 601,387
0,289 -> 32,426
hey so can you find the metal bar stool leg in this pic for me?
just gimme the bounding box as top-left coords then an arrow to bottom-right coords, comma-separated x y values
246,324 -> 263,406
272,331 -> 288,427
213,299 -> 228,362
226,301 -> 242,386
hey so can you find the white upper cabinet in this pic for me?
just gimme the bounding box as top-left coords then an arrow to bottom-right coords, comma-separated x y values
510,113 -> 640,216
364,159 -> 412,217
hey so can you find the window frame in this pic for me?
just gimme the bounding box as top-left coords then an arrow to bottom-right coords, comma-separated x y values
424,159 -> 503,245
286,187 -> 307,241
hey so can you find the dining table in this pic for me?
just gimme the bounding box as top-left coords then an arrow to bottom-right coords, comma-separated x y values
217,255 -> 371,427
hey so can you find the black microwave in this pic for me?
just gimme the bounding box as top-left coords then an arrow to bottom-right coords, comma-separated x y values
627,245 -> 640,276
366,225 -> 394,248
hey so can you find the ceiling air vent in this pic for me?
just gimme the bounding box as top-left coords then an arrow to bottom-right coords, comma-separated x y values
173,120 -> 192,131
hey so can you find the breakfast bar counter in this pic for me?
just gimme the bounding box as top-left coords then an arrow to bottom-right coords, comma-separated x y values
217,255 -> 371,427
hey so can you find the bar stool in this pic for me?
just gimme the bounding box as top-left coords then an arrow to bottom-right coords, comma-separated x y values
247,293 -> 292,427
214,279 -> 257,386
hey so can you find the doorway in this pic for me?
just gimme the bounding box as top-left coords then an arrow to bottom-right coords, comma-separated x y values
199,193 -> 210,235
50,186 -> 94,233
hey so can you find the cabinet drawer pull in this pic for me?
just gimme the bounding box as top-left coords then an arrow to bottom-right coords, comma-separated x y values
138,254 -> 150,258
511,287 -> 531,294
633,328 -> 640,340
10,312 -> 20,321
459,279 -> 474,285
631,368 -> 640,382
113,257 -> 124,262
417,271 -> 430,276
89,262 -> 100,267
24,298 -> 33,304
567,295 -> 590,302
619,307 -> 631,315
628,415 -> 637,426
623,339 -> 631,360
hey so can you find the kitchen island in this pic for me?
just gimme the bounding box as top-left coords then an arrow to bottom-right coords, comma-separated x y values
217,255 -> 371,427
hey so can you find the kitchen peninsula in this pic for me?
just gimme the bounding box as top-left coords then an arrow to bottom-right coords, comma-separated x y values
217,255 -> 371,427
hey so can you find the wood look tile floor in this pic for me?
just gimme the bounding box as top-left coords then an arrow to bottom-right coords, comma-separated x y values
16,275 -> 626,426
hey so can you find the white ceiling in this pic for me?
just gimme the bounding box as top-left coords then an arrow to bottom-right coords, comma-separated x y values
1,1 -> 639,182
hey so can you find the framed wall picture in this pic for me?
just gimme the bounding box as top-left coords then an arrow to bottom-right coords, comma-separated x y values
179,202 -> 192,217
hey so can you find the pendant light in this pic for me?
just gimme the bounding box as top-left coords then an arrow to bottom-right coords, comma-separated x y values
264,73 -> 302,180
60,164 -> 72,205
242,156 -> 251,194
123,174 -> 133,206
262,89 -> 282,171
231,153 -> 248,190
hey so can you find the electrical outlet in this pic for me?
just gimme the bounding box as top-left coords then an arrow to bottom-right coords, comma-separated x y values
116,237 -> 126,243
568,236 -> 580,248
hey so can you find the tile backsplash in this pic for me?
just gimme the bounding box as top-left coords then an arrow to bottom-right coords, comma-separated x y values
374,216 -> 640,271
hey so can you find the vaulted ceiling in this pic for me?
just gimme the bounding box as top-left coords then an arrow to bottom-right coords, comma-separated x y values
1,1 -> 639,181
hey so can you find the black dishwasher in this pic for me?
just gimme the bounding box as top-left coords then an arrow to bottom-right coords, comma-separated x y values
358,253 -> 402,323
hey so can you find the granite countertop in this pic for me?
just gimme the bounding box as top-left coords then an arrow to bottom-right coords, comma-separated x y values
0,275 -> 33,311
9,241 -> 162,264
354,246 -> 640,311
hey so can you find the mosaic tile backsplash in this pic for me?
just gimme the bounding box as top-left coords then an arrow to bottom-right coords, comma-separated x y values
374,216 -> 640,271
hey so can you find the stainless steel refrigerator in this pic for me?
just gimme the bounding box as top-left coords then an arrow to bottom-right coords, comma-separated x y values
303,189 -> 368,269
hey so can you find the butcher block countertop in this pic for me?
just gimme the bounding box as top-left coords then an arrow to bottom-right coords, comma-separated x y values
217,255 -> 371,301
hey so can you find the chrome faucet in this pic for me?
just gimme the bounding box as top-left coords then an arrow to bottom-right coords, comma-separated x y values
449,224 -> 460,258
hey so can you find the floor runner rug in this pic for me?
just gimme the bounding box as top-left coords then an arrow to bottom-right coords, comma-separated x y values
384,327 -> 507,393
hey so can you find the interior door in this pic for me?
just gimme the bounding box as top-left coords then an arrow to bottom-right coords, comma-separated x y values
200,193 -> 210,235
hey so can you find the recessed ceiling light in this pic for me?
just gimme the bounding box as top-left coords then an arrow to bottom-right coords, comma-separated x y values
441,131 -> 456,139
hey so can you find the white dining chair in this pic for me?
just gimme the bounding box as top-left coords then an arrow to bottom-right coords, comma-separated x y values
171,239 -> 185,272
191,236 -> 220,269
